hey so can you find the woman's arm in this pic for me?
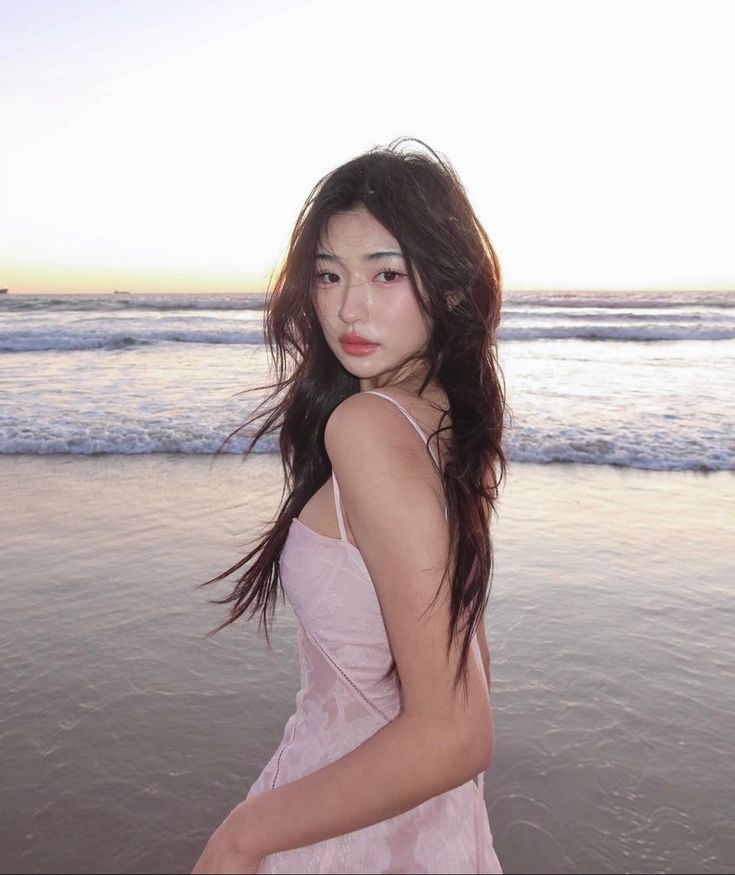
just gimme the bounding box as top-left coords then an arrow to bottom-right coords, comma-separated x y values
229,705 -> 490,861
476,604 -> 491,692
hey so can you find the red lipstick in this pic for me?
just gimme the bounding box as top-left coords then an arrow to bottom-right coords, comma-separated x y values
339,331 -> 379,356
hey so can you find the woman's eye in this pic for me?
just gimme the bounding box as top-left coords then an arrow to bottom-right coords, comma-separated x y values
314,271 -> 338,284
377,268 -> 405,283
313,268 -> 405,285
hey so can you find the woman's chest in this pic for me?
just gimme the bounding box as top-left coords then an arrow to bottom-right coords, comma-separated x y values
279,520 -> 387,636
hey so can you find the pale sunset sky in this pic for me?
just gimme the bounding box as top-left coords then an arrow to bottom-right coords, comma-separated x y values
2,0 -> 733,295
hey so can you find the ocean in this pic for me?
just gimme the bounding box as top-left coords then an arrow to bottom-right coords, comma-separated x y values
2,288 -> 733,470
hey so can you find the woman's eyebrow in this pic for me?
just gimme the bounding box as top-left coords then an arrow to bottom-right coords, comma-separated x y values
315,250 -> 405,262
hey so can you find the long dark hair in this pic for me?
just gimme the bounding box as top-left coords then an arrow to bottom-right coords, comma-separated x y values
198,136 -> 508,699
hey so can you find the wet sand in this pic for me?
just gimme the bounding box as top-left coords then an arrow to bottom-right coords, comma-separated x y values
1,454 -> 733,874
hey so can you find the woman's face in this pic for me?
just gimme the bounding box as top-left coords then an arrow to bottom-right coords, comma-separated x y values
312,207 -> 431,390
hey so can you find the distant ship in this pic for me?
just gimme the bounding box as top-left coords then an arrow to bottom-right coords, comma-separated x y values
0,288 -> 8,294
113,289 -> 131,295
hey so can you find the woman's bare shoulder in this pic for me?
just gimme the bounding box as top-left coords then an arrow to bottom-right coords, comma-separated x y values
324,391 -> 418,457
329,385 -> 450,439
366,384 -> 449,418
324,388 -> 450,511
363,385 -> 452,465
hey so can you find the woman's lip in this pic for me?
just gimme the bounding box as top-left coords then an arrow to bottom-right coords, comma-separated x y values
339,340 -> 379,355
339,335 -> 377,344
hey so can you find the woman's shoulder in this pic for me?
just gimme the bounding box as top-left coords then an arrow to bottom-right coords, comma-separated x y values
324,390 -> 407,451
325,385 -> 452,472
334,384 -> 449,426
325,391 -> 447,515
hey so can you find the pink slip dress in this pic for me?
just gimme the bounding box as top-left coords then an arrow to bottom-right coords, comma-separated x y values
245,390 -> 503,874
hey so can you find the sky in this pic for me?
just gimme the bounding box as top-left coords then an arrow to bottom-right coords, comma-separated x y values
1,0 -> 733,295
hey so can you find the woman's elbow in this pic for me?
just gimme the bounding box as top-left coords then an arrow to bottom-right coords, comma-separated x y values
461,717 -> 495,775
476,727 -> 496,772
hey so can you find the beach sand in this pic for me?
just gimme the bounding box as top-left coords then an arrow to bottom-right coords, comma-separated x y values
1,454 -> 733,874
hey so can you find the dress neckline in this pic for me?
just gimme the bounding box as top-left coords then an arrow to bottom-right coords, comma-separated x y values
291,516 -> 362,555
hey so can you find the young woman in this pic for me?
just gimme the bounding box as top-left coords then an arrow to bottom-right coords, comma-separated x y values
192,137 -> 508,874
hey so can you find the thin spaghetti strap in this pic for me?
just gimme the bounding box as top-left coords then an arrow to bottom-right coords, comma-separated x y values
331,470 -> 348,542
361,390 -> 449,521
362,390 -> 439,465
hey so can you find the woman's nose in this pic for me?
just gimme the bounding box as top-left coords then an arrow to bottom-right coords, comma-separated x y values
337,273 -> 370,323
